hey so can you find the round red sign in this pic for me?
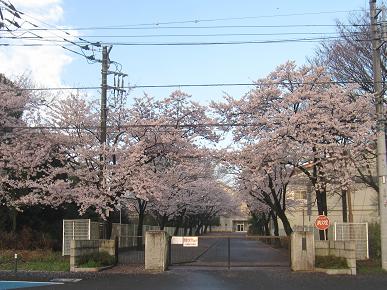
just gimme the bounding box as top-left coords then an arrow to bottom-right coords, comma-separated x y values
314,215 -> 330,231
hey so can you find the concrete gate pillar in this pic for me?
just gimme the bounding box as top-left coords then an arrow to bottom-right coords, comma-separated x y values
145,230 -> 169,271
291,231 -> 315,271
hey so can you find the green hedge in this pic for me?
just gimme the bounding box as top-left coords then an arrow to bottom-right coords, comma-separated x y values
315,255 -> 348,269
78,251 -> 115,268
368,223 -> 381,259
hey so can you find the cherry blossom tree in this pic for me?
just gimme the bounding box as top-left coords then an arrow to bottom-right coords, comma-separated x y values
237,144 -> 296,236
214,62 -> 375,239
118,91 -> 218,241
0,74 -> 66,231
312,10 -> 381,196
38,89 -> 220,243
177,178 -> 238,235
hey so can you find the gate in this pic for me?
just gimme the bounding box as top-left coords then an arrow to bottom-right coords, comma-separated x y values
111,223 -> 184,265
169,233 -> 290,268
116,235 -> 145,265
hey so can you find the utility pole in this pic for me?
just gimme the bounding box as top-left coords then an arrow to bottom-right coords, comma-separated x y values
100,45 -> 112,221
100,45 -> 112,146
347,189 -> 353,223
99,45 -> 127,233
370,0 -> 387,271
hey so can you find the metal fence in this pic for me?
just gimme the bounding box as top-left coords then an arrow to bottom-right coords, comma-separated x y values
111,223 -> 184,248
63,219 -> 187,256
110,223 -> 185,265
62,219 -> 103,256
334,222 -> 369,260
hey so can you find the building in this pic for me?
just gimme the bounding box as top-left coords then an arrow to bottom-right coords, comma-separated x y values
211,202 -> 250,233
278,172 -> 379,236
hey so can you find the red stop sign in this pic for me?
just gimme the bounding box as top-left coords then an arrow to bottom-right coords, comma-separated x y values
315,215 -> 330,231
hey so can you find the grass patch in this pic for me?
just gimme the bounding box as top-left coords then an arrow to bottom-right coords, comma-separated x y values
357,259 -> 386,274
315,255 -> 348,269
0,250 -> 69,272
77,251 -> 115,268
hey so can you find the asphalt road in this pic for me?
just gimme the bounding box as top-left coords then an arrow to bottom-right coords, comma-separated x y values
5,268 -> 387,290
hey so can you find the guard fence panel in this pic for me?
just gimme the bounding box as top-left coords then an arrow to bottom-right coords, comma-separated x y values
62,219 -> 104,256
111,223 -> 184,248
334,222 -> 369,260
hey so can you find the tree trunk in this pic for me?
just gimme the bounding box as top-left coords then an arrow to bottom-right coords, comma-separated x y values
173,225 -> 180,236
322,187 -> 328,240
341,189 -> 348,222
136,199 -> 147,250
137,211 -> 144,250
276,209 -> 292,236
316,189 -> 328,240
188,227 -> 193,236
173,212 -> 185,235
269,186 -> 292,236
271,212 -> 279,236
105,212 -> 114,239
194,224 -> 201,235
263,213 -> 270,236
11,208 -> 17,233
204,224 -> 209,234
159,214 -> 168,230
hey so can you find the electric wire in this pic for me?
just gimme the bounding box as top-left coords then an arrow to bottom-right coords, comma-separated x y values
1,31 -> 343,39
0,80 -> 379,92
0,1 -> 102,63
20,23 -> 369,31
84,9 -> 363,28
0,35 -> 371,47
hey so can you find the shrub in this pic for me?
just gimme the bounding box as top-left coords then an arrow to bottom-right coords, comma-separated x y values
77,251 -> 115,268
368,222 -> 381,259
315,255 -> 348,269
0,227 -> 55,250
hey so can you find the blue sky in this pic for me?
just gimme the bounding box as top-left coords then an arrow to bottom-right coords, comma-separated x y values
1,0 -> 371,103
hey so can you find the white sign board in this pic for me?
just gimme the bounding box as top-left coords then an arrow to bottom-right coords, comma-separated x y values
171,236 -> 183,245
183,236 -> 198,247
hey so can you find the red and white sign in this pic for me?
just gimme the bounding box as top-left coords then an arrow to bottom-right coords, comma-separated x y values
315,215 -> 330,231
183,237 -> 198,247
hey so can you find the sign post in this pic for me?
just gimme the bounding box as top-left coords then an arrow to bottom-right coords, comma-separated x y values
315,215 -> 330,240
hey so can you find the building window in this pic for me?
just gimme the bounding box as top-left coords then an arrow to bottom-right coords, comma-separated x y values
291,190 -> 307,200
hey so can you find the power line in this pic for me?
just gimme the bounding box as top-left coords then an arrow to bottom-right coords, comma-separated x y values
17,8 -> 102,49
89,9 -> 363,28
21,24 -> 367,31
0,1 -> 102,63
1,35 -> 370,47
5,9 -> 364,32
1,122 -> 275,136
1,31 -> 342,39
2,123 -> 256,131
0,80 -> 378,92
101,36 -> 361,46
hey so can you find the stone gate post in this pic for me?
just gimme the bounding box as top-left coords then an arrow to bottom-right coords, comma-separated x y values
291,231 -> 315,271
145,231 -> 169,271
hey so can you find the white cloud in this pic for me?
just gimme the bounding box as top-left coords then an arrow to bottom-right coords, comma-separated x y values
12,0 -> 62,6
0,0 -> 73,87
